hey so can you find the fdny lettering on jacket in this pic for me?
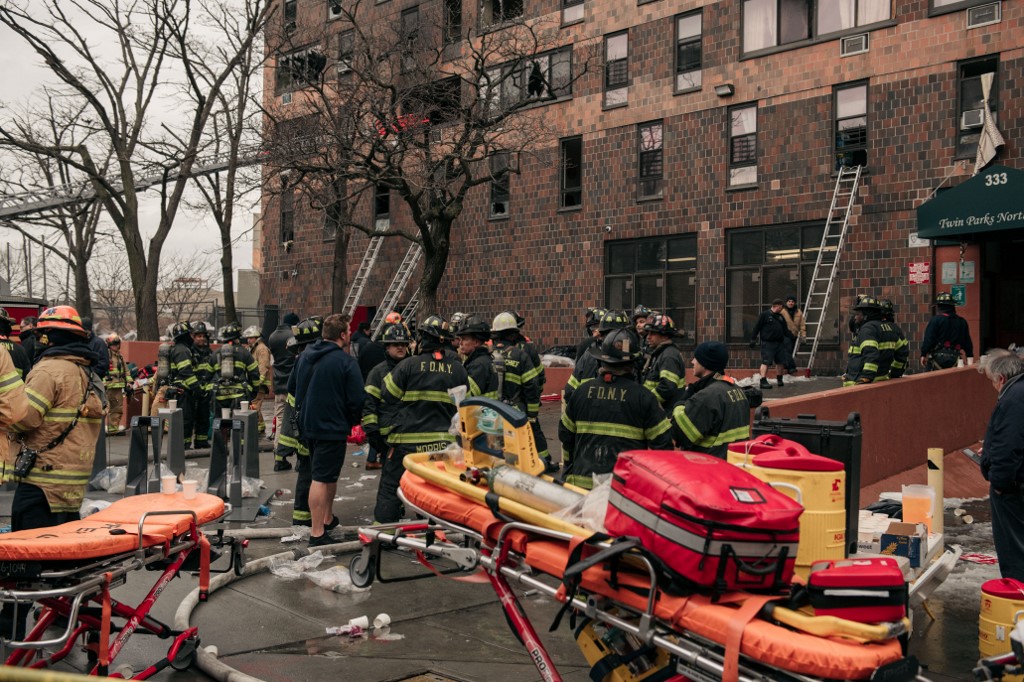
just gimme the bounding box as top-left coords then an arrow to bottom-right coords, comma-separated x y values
419,360 -> 455,373
586,384 -> 629,402
726,386 -> 747,404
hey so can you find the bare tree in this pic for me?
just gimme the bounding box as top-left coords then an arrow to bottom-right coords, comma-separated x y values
0,0 -> 273,339
263,0 -> 594,314
88,247 -> 135,334
157,251 -> 217,323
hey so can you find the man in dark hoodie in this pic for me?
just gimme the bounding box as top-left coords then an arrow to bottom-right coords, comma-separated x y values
80,316 -> 109,379
292,313 -> 365,548
18,316 -> 39,367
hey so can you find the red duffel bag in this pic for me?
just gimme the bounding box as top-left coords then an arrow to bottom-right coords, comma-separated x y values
605,450 -> 804,593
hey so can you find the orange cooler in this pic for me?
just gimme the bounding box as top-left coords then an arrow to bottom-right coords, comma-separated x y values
728,436 -> 846,577
981,577 -> 1024,681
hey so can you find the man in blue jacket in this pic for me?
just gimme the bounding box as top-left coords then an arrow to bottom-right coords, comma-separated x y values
292,313 -> 365,548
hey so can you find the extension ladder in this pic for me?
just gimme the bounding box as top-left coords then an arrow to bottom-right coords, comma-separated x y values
343,236 -> 385,318
370,242 -> 422,338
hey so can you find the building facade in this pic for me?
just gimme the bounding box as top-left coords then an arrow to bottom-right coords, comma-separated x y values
261,0 -> 1022,372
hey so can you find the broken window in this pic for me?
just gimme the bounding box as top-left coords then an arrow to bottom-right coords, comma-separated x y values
481,0 -> 523,26
276,48 -> 328,93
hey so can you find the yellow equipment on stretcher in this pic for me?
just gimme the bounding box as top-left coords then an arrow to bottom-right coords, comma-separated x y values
458,397 -> 546,475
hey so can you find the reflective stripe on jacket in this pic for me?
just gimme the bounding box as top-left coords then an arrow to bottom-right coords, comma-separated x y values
671,375 -> 750,459
642,341 -> 686,408
382,348 -> 468,447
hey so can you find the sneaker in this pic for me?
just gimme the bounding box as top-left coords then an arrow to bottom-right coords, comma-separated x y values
365,461 -> 382,470
273,459 -> 293,472
777,375 -> 785,387
759,378 -> 772,390
308,534 -> 334,549
325,515 -> 341,532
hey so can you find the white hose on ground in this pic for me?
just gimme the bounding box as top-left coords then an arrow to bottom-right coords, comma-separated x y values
174,539 -> 363,682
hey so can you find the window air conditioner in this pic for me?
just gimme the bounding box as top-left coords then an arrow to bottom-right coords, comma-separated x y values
961,109 -> 984,129
839,33 -> 868,57
329,2 -> 343,19
967,2 -> 1000,29
281,92 -> 293,105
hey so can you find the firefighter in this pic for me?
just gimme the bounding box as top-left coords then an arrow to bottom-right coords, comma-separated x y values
641,314 -> 686,409
575,307 -> 606,362
103,333 -> 129,435
842,296 -> 899,386
362,322 -> 412,472
243,325 -> 272,436
631,304 -> 654,342
17,316 -> 40,367
881,299 -> 910,379
269,312 -> 300,469
564,309 -> 629,406
190,322 -> 215,448
377,315 -> 468,523
559,328 -> 672,489
455,315 -> 498,399
0,345 -> 27,430
501,310 -> 556,472
921,291 -> 974,370
151,321 -> 200,447
671,341 -> 750,459
283,317 -> 322,525
213,322 -> 260,412
0,308 -> 30,378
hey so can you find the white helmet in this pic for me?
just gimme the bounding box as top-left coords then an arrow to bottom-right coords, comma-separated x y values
242,325 -> 261,339
491,312 -> 518,333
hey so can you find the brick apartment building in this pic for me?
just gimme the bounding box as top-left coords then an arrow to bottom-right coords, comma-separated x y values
260,0 -> 1022,372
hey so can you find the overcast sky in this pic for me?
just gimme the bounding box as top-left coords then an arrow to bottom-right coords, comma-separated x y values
0,5 -> 259,294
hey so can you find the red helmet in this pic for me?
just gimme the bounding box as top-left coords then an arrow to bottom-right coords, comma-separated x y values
37,306 -> 88,336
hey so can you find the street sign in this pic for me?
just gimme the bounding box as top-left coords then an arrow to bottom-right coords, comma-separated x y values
951,284 -> 966,306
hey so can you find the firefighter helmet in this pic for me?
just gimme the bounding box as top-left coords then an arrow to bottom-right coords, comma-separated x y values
418,315 -> 450,341
491,311 -> 518,334
597,309 -> 629,333
171,321 -> 193,340
292,317 -> 322,346
191,321 -> 209,337
0,308 -> 12,324
880,299 -> 895,316
380,322 -> 413,345
644,314 -> 679,337
503,310 -> 526,328
455,315 -> 490,339
384,311 -> 403,324
449,312 -> 467,330
106,333 -> 121,346
37,306 -> 88,336
242,325 -> 261,339
631,304 -> 653,322
585,307 -> 606,328
934,291 -> 957,306
589,328 -> 639,366
219,322 -> 242,342
853,296 -> 881,311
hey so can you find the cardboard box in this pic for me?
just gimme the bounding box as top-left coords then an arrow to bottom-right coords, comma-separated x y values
877,521 -> 928,568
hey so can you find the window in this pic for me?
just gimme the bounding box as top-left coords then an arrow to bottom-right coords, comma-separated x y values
272,114 -> 321,159
374,183 -> 390,226
481,0 -> 523,26
280,177 -> 295,244
834,82 -> 867,170
481,46 -> 572,115
560,136 -> 582,209
563,0 -> 584,24
328,0 -> 343,20
729,104 -> 757,187
401,7 -> 419,73
605,235 -> 698,341
276,48 -> 328,93
637,121 -> 663,199
408,76 -> 461,126
675,11 -> 702,92
444,0 -> 462,42
283,0 -> 297,32
931,0 -> 993,12
725,224 -> 840,343
489,153 -> 510,219
956,56 -> 998,159
337,30 -> 354,74
604,32 -> 629,107
817,0 -> 890,34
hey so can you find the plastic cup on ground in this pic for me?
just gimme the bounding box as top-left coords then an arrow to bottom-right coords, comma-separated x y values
168,399 -> 178,411
373,613 -> 391,629
347,615 -> 369,629
901,484 -> 934,532
182,479 -> 198,500
161,475 -> 177,495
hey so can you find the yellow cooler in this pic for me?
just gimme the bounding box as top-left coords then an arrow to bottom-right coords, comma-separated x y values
981,578 -> 1024,680
728,435 -> 846,577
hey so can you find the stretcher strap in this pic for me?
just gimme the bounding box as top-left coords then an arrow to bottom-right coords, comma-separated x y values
99,572 -> 113,668
413,550 -> 490,583
723,595 -> 774,682
200,534 -> 211,600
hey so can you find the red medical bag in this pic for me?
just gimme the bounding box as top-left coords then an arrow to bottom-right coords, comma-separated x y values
605,450 -> 803,592
807,558 -> 908,623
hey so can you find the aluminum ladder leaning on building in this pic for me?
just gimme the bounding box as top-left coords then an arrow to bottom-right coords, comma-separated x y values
370,241 -> 422,339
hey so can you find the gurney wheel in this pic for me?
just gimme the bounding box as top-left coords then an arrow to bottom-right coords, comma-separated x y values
349,553 -> 376,588
170,637 -> 199,670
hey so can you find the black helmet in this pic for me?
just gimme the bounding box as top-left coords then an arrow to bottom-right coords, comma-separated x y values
418,315 -> 450,341
585,307 -> 606,329
192,321 -> 209,336
0,308 -> 12,324
171,321 -> 193,340
880,299 -> 895,316
449,312 -> 467,330
589,328 -> 640,366
597,309 -> 629,333
380,322 -> 412,345
219,322 -> 242,342
643,314 -> 679,337
934,291 -> 957,306
853,296 -> 881,312
455,314 -> 490,339
631,304 -> 653,322
293,317 -> 322,346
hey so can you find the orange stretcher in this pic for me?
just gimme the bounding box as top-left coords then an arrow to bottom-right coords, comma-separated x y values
0,492 -> 244,678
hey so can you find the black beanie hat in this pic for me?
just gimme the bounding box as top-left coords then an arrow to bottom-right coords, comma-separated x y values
283,313 -> 300,326
694,341 -> 728,374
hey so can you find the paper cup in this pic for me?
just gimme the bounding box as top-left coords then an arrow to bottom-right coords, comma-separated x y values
967,357 -> 975,366
347,615 -> 369,629
168,399 -> 178,411
182,479 -> 198,500
239,401 -> 250,411
161,475 -> 177,495
221,408 -> 232,419
373,613 -> 391,629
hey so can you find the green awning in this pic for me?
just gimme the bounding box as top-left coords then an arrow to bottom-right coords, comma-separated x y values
917,165 -> 1024,240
